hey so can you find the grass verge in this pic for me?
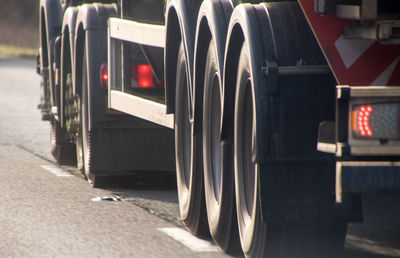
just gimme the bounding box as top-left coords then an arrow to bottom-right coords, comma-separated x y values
0,44 -> 37,59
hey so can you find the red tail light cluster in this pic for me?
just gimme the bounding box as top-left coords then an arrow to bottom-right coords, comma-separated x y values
100,62 -> 162,91
352,103 -> 400,140
357,105 -> 373,137
131,64 -> 155,88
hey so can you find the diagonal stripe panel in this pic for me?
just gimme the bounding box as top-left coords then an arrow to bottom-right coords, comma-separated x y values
298,0 -> 400,86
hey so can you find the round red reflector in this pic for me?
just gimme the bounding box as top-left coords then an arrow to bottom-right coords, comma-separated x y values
131,64 -> 154,88
100,63 -> 108,90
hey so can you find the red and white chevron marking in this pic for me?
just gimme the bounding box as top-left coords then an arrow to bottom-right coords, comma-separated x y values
298,0 -> 400,86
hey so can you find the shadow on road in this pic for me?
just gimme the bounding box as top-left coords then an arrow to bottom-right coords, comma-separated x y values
341,249 -> 399,258
89,172 -> 181,227
67,169 -> 400,258
94,171 -> 177,190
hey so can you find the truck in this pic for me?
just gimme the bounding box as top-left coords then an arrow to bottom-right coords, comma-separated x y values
37,0 -> 400,257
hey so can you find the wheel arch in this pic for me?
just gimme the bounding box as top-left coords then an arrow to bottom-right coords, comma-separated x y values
61,7 -> 79,61
39,0 -> 63,108
73,3 -> 118,96
60,7 -> 79,126
193,0 -> 233,133
73,3 -> 118,130
73,22 -> 85,99
221,4 -> 268,162
39,6 -> 49,70
225,2 -> 342,226
39,0 -> 63,70
164,0 -> 198,115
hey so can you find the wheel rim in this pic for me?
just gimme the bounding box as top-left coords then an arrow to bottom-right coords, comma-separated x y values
235,57 -> 266,255
210,75 -> 222,201
175,42 -> 209,236
50,120 -> 56,147
82,94 -> 89,173
180,72 -> 192,189
203,40 -> 240,250
75,95 -> 84,171
81,58 -> 89,173
238,79 -> 256,223
242,80 -> 256,218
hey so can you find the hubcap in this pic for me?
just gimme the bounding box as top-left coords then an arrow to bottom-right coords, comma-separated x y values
210,76 -> 222,201
181,74 -> 192,188
242,80 -> 256,218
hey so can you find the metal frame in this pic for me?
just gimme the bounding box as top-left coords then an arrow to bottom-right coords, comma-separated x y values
109,91 -> 174,128
263,65 -> 330,76
108,18 -> 165,48
315,0 -> 400,43
107,18 -> 174,129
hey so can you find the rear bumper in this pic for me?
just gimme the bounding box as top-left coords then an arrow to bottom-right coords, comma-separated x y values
336,161 -> 400,202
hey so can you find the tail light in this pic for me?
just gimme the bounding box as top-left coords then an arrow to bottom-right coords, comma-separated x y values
352,103 -> 400,140
131,64 -> 162,88
100,63 -> 108,90
332,86 -> 400,156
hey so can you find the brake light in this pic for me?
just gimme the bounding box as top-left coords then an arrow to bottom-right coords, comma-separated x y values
100,63 -> 108,90
131,64 -> 154,88
356,105 -> 373,136
352,103 -> 400,139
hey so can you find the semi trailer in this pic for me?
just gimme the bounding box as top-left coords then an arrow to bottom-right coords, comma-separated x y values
37,0 -> 400,257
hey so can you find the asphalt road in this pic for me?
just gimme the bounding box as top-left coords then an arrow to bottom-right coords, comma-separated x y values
1,57 -> 400,257
0,58 -> 227,257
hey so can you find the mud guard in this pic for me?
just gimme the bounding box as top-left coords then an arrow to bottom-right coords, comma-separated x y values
164,0 -> 201,115
60,7 -> 79,126
39,0 -> 63,109
223,2 -> 360,223
193,0 -> 233,134
74,3 -> 118,131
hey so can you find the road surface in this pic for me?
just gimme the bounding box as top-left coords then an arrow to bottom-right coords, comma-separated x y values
1,57 -> 400,257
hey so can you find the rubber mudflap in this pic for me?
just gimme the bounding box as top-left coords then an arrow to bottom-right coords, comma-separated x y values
90,118 -> 175,176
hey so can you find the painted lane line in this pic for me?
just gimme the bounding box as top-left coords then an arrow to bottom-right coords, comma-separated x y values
158,227 -> 220,253
40,165 -> 73,177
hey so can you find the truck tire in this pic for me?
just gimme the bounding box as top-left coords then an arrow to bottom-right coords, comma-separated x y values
75,91 -> 84,172
234,42 -> 347,258
76,46 -> 97,186
203,39 -> 239,253
234,42 -> 267,257
50,119 -> 76,165
175,42 -> 209,236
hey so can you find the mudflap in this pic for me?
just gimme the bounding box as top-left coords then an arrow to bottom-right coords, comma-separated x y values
90,117 -> 175,176
258,161 -> 363,224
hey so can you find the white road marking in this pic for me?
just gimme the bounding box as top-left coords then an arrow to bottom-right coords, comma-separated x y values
40,165 -> 73,177
158,227 -> 220,253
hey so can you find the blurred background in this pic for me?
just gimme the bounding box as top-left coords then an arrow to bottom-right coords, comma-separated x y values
0,0 -> 39,57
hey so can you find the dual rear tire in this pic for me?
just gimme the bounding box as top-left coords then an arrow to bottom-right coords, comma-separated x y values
174,3 -> 348,256
234,42 -> 267,257
76,47 -> 97,185
175,42 -> 209,236
233,40 -> 347,258
202,40 -> 239,253
50,119 -> 76,166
